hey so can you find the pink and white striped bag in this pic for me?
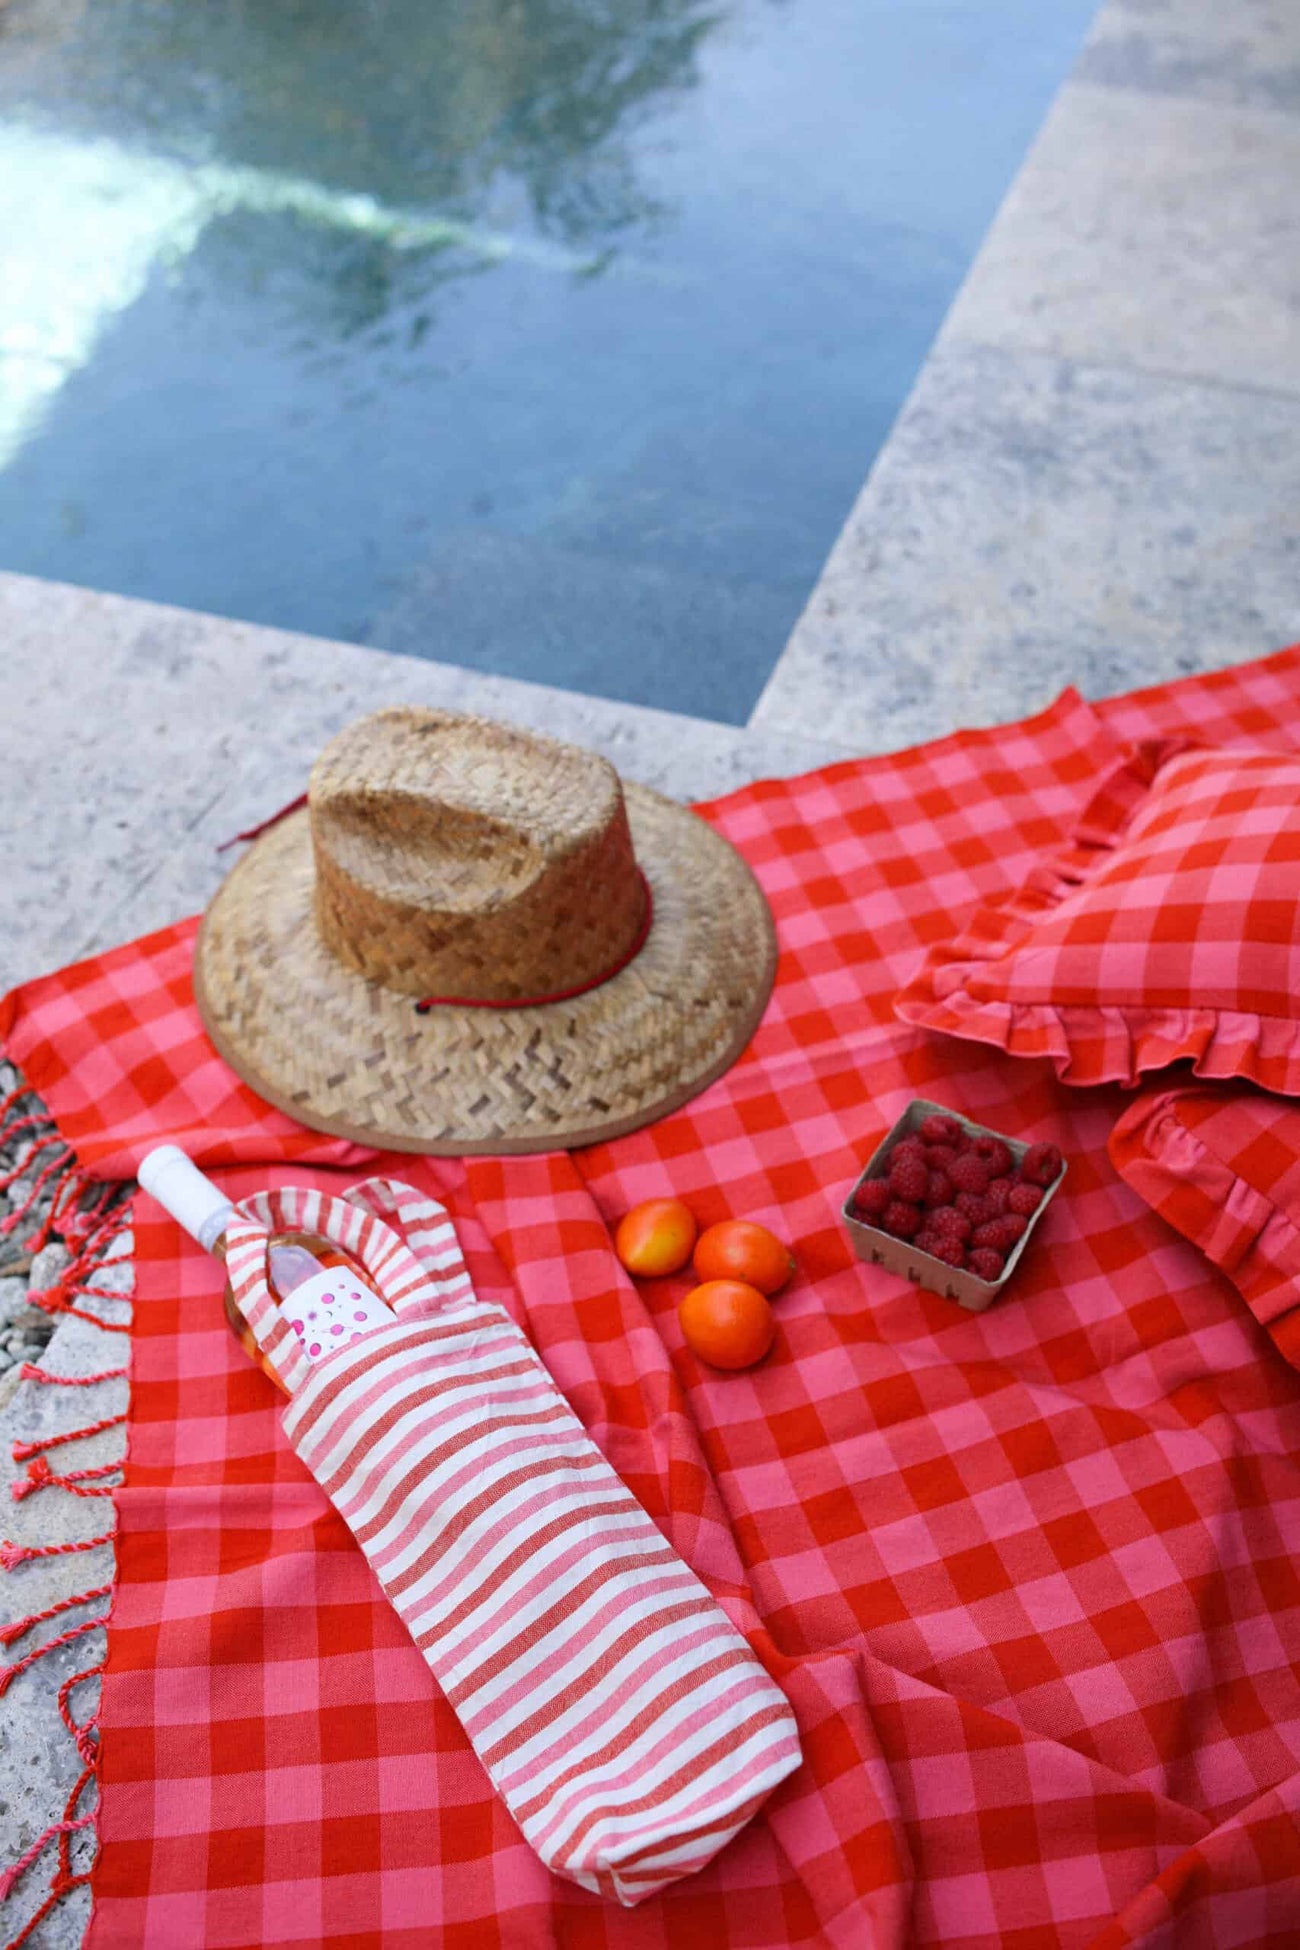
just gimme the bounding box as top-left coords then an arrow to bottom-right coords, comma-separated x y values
221,1177 -> 802,1906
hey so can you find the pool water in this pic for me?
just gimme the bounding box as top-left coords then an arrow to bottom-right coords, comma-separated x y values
0,0 -> 1095,722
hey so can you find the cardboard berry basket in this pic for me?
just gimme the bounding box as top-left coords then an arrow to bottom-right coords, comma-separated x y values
841,1098 -> 1066,1313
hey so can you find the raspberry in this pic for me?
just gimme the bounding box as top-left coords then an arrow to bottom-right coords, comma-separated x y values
888,1153 -> 929,1202
1008,1182 -> 1043,1217
986,1176 -> 1014,1214
924,1169 -> 954,1208
966,1247 -> 1005,1283
916,1231 -> 964,1267
927,1205 -> 972,1244
973,1215 -> 1027,1253
924,1144 -> 959,1174
1021,1142 -> 1063,1188
892,1136 -> 926,1163
918,1113 -> 962,1146
850,1178 -> 892,1221
883,1200 -> 922,1239
948,1154 -> 991,1195
971,1136 -> 1014,1177
955,1190 -> 996,1227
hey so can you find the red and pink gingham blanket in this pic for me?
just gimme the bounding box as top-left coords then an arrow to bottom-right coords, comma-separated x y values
6,654 -> 1300,1946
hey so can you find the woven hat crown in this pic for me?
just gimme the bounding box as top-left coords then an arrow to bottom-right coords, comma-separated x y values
309,707 -> 648,1002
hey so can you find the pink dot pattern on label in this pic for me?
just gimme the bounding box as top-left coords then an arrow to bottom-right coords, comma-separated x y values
285,1271 -> 390,1363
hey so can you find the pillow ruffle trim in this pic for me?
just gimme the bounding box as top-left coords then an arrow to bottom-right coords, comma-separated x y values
902,989 -> 1300,1092
894,736 -> 1300,1090
1109,1087 -> 1300,1370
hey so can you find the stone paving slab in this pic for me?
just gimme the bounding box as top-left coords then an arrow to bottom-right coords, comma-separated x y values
1076,0 -> 1300,114
752,338 -> 1300,750
939,80 -> 1300,395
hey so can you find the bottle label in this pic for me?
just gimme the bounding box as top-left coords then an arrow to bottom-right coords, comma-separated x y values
279,1265 -> 393,1362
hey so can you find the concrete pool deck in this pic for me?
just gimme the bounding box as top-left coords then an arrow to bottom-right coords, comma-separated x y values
2,0 -> 1298,1939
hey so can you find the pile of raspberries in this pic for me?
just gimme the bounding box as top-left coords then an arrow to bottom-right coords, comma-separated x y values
848,1113 -> 1063,1284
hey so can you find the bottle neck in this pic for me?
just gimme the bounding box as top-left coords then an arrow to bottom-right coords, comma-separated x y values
206,1226 -> 232,1262
138,1146 -> 238,1257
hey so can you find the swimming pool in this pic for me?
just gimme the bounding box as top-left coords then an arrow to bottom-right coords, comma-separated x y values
0,0 -> 1096,722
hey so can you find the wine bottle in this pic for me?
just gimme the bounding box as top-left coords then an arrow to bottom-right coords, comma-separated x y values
138,1146 -> 393,1393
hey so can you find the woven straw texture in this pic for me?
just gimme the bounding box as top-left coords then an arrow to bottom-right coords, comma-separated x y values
195,743 -> 776,1152
311,710 -> 647,1001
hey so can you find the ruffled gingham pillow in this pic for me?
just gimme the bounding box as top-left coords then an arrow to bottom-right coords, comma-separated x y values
896,739 -> 1300,1091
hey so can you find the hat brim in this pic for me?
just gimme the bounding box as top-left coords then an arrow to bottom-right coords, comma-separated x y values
193,786 -> 776,1154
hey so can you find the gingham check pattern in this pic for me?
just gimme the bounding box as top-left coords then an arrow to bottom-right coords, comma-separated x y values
896,733 -> 1300,1093
224,1178 -> 800,1903
1110,1079 -> 1300,1375
4,653 -> 1300,1946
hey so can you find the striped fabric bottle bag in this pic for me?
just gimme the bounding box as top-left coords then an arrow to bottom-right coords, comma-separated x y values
215,1174 -> 801,1905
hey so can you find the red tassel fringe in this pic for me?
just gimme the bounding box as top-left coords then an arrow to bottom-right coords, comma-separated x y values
18,1365 -> 127,1388
58,1664 -> 104,1770
0,1086 -> 131,1946
0,1613 -> 107,1699
11,1414 -> 127,1463
0,1532 -> 115,1571
11,1455 -> 120,1502
0,1586 -> 112,1650
0,1766 -> 96,1945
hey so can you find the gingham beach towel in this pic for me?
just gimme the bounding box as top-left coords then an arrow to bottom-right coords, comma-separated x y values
222,1175 -> 801,1905
9,659 -> 1300,1947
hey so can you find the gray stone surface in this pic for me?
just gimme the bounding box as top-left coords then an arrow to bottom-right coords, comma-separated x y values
753,338 -> 1300,749
939,81 -> 1300,396
1077,0 -> 1300,114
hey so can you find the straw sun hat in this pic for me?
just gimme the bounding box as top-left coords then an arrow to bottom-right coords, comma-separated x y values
195,707 -> 777,1154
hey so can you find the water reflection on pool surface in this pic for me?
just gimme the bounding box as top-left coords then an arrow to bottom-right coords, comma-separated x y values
0,0 -> 1095,720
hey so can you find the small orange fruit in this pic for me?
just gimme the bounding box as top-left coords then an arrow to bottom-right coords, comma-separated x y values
614,1198 -> 698,1278
678,1280 -> 775,1370
692,1220 -> 795,1296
